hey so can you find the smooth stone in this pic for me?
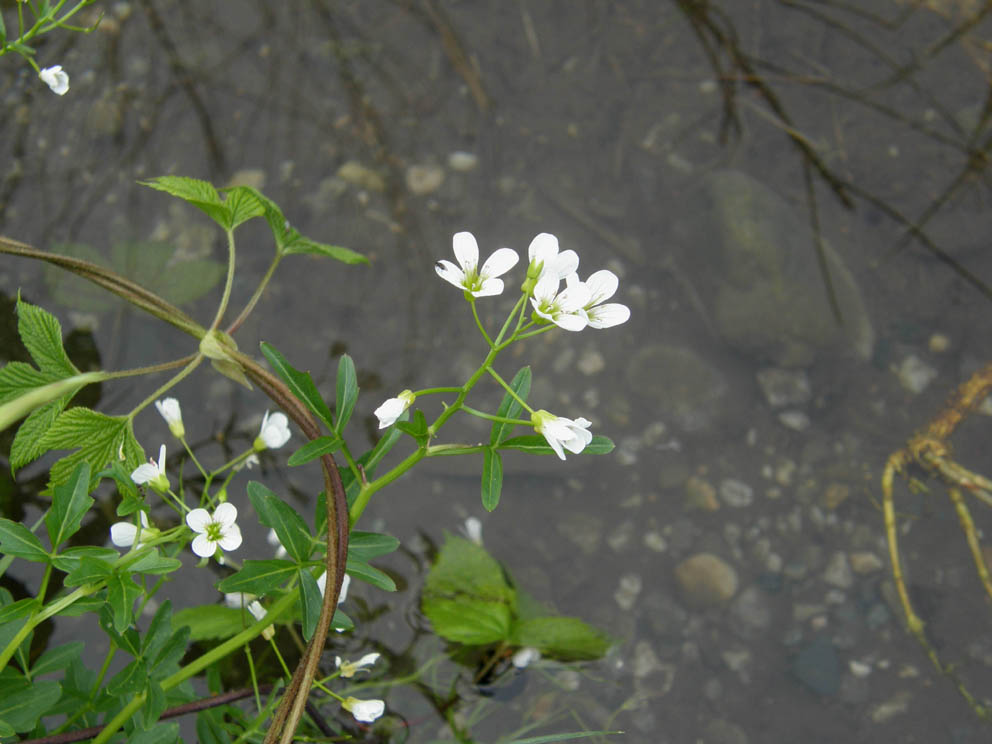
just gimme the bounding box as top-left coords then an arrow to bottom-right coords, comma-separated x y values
675,553 -> 739,606
405,164 -> 445,195
756,367 -> 812,407
701,171 -> 874,366
793,636 -> 841,696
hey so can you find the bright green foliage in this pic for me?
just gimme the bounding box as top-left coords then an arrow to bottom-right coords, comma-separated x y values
287,435 -> 341,466
481,447 -> 503,512
260,342 -> 335,431
422,536 -> 612,660
38,406 -> 144,489
498,433 -> 615,456
298,568 -> 322,641
216,559 -> 297,596
490,366 -> 531,445
247,481 -> 312,563
45,462 -> 93,549
334,353 -> 358,434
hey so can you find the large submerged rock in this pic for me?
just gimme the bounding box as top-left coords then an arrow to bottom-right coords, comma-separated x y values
701,171 -> 873,367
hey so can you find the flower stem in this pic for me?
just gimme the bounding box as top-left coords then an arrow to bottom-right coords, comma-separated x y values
209,228 -> 238,332
126,353 -> 204,421
469,298 -> 494,348
460,405 -> 530,426
485,367 -> 534,413
227,253 -> 283,335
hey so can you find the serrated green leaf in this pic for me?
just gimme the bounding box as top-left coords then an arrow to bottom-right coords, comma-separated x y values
46,461 -> 93,549
141,176 -> 231,230
347,531 -> 400,562
0,360 -> 55,405
247,481 -> 312,563
172,605 -> 247,642
107,573 -> 142,632
481,448 -> 503,512
38,407 -> 144,489
216,559 -> 297,595
0,518 -> 50,562
16,298 -> 78,377
221,186 -> 265,229
259,343 -> 335,430
334,354 -> 358,433
497,434 -> 615,456
282,236 -> 367,264
287,435 -> 341,467
0,679 -> 61,732
298,568 -> 321,641
509,616 -> 612,661
345,559 -> 396,592
10,393 -> 74,471
31,641 -> 84,677
490,366 -> 531,445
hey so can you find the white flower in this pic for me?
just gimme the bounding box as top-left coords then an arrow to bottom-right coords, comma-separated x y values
373,390 -> 415,429
223,592 -> 257,608
511,647 -> 541,669
131,444 -> 170,493
526,232 -> 578,284
226,593 -> 273,639
243,454 -> 260,471
335,652 -> 381,678
565,270 -> 630,329
155,397 -> 185,439
39,65 -> 69,96
531,410 -> 593,460
462,516 -> 483,546
185,502 -> 242,558
317,570 -> 351,604
254,410 -> 291,451
530,273 -> 590,331
267,528 -> 288,558
435,231 -> 519,297
110,511 -> 151,549
342,696 -> 385,723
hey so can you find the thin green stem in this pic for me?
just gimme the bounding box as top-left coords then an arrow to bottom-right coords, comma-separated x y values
127,353 -> 204,421
424,443 -> 489,457
492,295 -> 527,347
227,253 -> 282,335
460,405 -> 530,426
469,298 -> 494,348
209,229 -> 238,332
484,367 -> 534,413
412,386 -> 464,396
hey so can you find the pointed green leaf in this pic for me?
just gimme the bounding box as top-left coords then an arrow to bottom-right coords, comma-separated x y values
141,679 -> 169,731
128,549 -> 182,576
0,518 -> 50,562
422,597 -> 511,644
31,641 -> 84,677
490,366 -> 531,445
298,568 -> 322,641
16,298 -> 78,377
141,176 -> 231,229
481,448 -> 503,512
497,434 -> 615,456
509,616 -> 612,661
38,407 -> 144,489
334,354 -> 358,433
106,658 -> 147,696
172,605 -> 247,642
247,481 -> 312,563
347,531 -> 400,562
215,559 -> 297,595
52,546 -> 119,574
0,599 -> 39,625
45,461 -> 93,549
107,573 -> 142,632
282,236 -> 367,264
259,342 -> 335,430
345,559 -> 396,592
287,435 -> 342,467
221,186 -> 265,229
0,679 -> 61,732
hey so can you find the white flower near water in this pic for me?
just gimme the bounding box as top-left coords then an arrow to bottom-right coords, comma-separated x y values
254,410 -> 291,451
435,231 -> 519,298
530,273 -> 590,331
342,696 -> 385,723
373,390 -> 415,429
39,65 -> 69,96
526,232 -> 578,284
131,444 -> 170,493
565,270 -> 631,329
110,511 -> 151,549
155,397 -> 185,439
317,570 -> 351,604
335,652 -> 381,678
531,410 -> 593,460
185,502 -> 242,558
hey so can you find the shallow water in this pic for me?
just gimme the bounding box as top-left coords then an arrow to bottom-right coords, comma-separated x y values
4,1 -> 992,742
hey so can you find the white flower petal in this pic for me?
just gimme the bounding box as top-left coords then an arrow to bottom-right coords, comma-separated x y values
472,278 -> 504,297
191,533 -> 216,557
356,652 -> 381,667
435,259 -> 467,288
584,270 -> 619,304
185,508 -> 212,534
217,524 -> 242,552
555,284 -> 591,313
130,463 -> 158,485
512,647 -> 541,668
551,312 -> 589,332
546,249 -> 579,280
374,397 -> 406,428
344,697 -> 385,723
213,502 -> 238,528
339,573 -> 351,603
452,232 -> 479,272
527,232 -> 559,264
155,444 -> 167,472
259,412 -> 291,449
247,600 -> 266,622
39,65 -> 69,96
110,522 -> 138,547
531,274 -> 560,304
587,303 -> 630,329
317,570 -> 326,597
479,247 -> 519,279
